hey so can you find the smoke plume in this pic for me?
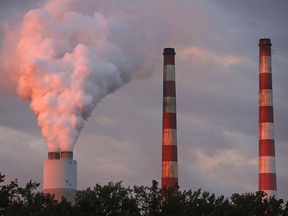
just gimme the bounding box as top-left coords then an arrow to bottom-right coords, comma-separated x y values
13,0 -> 162,153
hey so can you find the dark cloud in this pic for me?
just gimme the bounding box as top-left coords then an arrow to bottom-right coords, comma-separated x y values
0,0 -> 43,20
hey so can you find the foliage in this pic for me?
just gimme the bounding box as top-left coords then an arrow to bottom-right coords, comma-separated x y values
1,172 -> 288,215
75,181 -> 140,216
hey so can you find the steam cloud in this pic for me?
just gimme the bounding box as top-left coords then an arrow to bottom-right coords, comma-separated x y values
13,0 -> 161,153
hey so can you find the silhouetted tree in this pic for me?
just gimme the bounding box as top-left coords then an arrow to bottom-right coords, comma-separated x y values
1,171 -> 288,215
0,172 -> 74,215
133,180 -> 162,216
230,191 -> 285,216
75,181 -> 140,216
160,187 -> 186,216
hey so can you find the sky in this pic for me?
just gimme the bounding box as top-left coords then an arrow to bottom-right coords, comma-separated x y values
0,0 -> 288,199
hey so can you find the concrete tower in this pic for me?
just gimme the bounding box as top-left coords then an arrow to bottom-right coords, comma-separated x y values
43,151 -> 77,203
162,48 -> 178,189
258,38 -> 277,197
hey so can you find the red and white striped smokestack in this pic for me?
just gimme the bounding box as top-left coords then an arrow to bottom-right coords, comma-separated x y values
162,48 -> 178,190
258,38 -> 277,197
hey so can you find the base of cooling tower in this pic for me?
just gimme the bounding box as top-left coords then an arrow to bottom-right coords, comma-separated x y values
43,188 -> 76,203
43,159 -> 77,204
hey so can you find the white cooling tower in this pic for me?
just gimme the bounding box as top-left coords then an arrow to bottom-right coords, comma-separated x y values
43,155 -> 77,204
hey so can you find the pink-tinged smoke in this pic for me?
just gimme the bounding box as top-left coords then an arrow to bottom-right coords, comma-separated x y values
15,0 -> 161,153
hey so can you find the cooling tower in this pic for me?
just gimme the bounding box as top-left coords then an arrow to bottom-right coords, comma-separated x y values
43,152 -> 77,203
258,38 -> 277,197
162,48 -> 179,189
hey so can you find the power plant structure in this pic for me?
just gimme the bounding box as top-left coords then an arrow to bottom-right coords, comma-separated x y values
39,41 -> 277,202
43,151 -> 77,203
258,38 -> 277,197
162,48 -> 179,190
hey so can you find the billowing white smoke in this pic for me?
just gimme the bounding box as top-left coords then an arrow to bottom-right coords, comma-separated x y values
16,0 -> 150,153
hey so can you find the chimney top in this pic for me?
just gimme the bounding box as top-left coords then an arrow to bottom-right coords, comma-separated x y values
259,38 -> 272,46
163,48 -> 176,55
48,152 -> 60,160
61,151 -> 73,160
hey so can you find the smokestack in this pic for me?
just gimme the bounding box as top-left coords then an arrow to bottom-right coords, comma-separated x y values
61,151 -> 73,160
162,48 -> 178,190
43,152 -> 77,203
48,152 -> 60,160
258,38 -> 277,197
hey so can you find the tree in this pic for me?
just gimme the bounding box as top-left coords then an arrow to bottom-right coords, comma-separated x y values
160,187 -> 186,216
133,180 -> 162,216
230,191 -> 285,216
0,172 -> 74,215
75,181 -> 140,216
1,171 -> 288,215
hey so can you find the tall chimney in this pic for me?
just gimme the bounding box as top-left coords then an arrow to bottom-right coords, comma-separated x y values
43,152 -> 77,203
258,38 -> 277,197
162,48 -> 178,189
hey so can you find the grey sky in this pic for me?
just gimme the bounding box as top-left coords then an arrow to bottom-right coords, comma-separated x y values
0,0 -> 288,199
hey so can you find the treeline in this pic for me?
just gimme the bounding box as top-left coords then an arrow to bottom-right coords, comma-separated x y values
0,172 -> 287,216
